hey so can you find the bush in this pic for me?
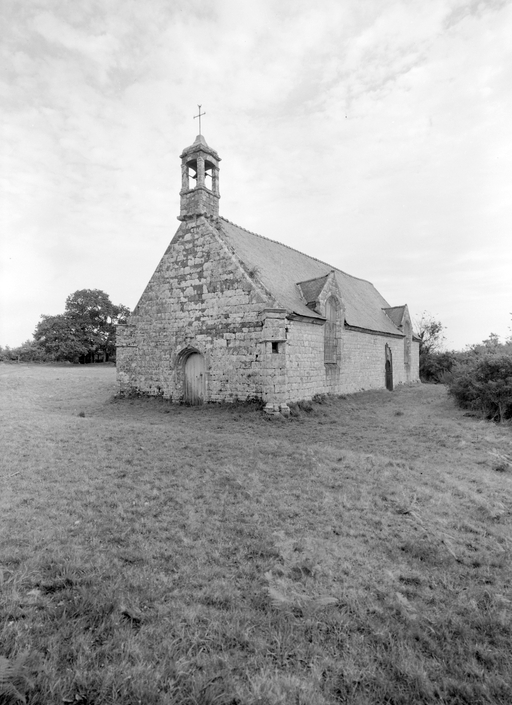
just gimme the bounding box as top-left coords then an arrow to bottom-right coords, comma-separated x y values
0,341 -> 52,363
297,399 -> 314,413
448,353 -> 512,422
420,350 -> 457,383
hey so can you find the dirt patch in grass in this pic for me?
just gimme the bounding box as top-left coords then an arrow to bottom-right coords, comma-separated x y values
1,364 -> 511,704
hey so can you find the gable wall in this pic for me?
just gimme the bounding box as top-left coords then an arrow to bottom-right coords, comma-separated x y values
117,219 -> 271,401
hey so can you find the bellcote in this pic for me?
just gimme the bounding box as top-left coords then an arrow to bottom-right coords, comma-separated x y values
178,134 -> 221,221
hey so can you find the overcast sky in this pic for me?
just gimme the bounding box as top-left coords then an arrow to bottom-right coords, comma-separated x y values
1,0 -> 511,350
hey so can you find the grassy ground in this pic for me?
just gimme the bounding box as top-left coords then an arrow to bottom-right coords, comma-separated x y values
0,363 -> 511,705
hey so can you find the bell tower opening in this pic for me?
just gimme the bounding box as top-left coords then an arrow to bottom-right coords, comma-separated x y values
185,159 -> 197,190
204,159 -> 215,190
178,133 -> 221,222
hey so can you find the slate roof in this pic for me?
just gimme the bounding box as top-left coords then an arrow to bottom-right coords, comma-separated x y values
218,218 -> 403,337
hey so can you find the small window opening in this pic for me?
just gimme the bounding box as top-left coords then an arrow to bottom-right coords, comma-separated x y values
272,342 -> 279,354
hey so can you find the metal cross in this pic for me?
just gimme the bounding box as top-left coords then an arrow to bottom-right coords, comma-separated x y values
194,105 -> 206,135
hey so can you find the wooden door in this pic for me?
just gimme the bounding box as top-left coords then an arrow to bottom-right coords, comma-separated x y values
385,345 -> 393,391
184,353 -> 205,404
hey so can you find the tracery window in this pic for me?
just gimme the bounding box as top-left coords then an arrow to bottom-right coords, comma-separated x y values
324,297 -> 338,363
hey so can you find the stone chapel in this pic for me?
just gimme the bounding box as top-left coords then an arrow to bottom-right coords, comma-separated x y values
116,133 -> 420,413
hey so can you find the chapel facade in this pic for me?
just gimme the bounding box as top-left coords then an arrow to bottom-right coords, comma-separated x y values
116,133 -> 420,413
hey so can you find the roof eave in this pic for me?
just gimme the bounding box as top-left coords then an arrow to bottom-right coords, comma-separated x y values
344,323 -> 405,339
288,311 -> 325,325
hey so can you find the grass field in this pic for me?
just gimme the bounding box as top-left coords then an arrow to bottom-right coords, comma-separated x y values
1,363 -> 511,705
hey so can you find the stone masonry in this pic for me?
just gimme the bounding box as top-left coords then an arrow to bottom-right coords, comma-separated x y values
116,133 -> 420,408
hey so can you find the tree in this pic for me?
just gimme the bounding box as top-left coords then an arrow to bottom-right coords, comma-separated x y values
11,339 -> 49,362
415,312 -> 445,355
482,333 -> 502,351
34,290 -> 130,363
34,314 -> 90,362
414,312 -> 447,382
64,289 -> 130,362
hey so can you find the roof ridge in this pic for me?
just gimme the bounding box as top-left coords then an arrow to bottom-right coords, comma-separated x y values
218,216 -> 376,287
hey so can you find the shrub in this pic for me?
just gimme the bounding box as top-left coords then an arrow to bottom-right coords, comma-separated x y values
0,341 -> 50,363
420,350 -> 457,383
287,402 -> 300,418
448,353 -> 512,422
312,393 -> 327,404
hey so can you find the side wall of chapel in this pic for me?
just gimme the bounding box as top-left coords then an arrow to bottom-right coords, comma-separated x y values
284,321 -> 410,400
340,329 -> 408,392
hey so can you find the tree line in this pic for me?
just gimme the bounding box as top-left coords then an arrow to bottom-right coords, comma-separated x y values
417,312 -> 512,423
0,289 -> 130,364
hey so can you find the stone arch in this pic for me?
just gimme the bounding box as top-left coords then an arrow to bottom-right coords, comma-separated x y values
176,345 -> 202,365
385,344 -> 394,391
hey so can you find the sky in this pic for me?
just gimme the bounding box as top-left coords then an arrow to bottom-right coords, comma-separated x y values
1,0 -> 511,351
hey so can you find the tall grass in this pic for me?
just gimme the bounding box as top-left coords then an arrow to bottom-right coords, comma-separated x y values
1,365 -> 511,704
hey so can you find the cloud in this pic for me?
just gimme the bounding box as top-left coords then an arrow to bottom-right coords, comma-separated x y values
1,0 -> 511,349
32,10 -> 120,69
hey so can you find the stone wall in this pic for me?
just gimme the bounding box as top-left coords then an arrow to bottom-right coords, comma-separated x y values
284,321 -> 417,400
179,186 -> 219,221
340,329 -> 405,392
285,320 -> 328,401
117,216 -> 420,404
117,217 -> 271,402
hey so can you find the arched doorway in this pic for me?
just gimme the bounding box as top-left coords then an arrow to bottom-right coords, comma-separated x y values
385,345 -> 393,391
184,353 -> 206,405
